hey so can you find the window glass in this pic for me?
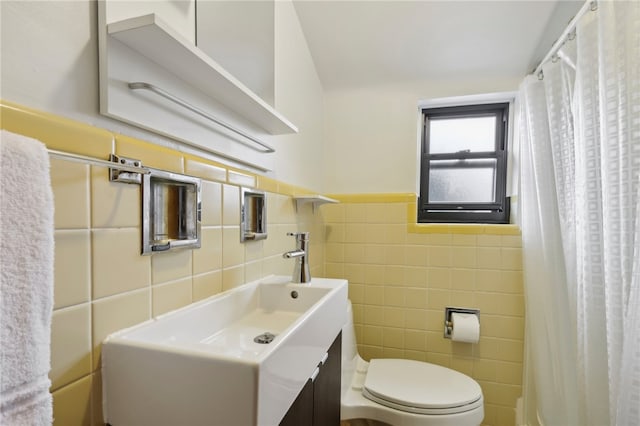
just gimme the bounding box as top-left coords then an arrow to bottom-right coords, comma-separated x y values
429,116 -> 496,154
428,159 -> 497,203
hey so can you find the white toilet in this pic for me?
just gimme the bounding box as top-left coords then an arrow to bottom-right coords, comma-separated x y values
341,302 -> 484,426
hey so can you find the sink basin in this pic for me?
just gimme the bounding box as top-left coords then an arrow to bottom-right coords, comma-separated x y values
102,276 -> 348,426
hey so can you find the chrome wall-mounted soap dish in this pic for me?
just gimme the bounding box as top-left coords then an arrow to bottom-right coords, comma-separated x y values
141,169 -> 201,254
240,188 -> 267,242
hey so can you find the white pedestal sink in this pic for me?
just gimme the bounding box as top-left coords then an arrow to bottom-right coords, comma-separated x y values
102,276 -> 348,426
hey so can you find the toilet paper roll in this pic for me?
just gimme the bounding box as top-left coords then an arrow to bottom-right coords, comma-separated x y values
451,312 -> 480,343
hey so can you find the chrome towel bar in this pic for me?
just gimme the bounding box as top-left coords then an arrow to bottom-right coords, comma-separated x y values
48,149 -> 150,174
128,82 -> 276,154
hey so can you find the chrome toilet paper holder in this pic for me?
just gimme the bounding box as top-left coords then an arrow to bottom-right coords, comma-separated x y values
444,307 -> 480,339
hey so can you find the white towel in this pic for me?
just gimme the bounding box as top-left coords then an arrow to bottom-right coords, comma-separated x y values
0,130 -> 54,426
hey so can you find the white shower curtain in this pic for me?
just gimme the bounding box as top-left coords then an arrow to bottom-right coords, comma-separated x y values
518,1 -> 640,425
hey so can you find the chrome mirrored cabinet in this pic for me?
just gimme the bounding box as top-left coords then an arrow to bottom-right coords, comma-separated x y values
142,169 -> 202,254
240,188 -> 267,242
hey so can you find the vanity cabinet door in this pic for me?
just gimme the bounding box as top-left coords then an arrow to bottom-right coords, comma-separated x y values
279,332 -> 342,426
279,378 -> 314,426
313,332 -> 342,425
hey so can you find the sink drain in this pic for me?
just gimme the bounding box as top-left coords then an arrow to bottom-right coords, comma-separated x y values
254,332 -> 276,344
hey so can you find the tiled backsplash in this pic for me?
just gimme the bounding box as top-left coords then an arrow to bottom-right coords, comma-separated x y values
323,197 -> 524,426
1,101 -> 325,425
50,159 -> 324,424
2,101 -> 524,426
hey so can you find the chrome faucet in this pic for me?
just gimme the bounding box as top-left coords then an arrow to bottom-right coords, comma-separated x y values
283,232 -> 311,284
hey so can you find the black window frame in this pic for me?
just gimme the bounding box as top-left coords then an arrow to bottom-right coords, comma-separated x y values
418,102 -> 510,224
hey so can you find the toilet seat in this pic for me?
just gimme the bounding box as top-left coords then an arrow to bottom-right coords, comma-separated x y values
361,359 -> 483,415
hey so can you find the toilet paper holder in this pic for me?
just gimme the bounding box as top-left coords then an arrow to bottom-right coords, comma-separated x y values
444,307 -> 480,339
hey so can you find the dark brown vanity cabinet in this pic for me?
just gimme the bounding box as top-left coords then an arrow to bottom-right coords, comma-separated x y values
280,332 -> 342,426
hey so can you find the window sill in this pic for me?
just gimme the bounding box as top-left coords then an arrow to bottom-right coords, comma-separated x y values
407,199 -> 519,235
407,223 -> 520,235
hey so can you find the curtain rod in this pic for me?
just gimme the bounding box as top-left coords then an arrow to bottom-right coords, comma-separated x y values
533,0 -> 597,79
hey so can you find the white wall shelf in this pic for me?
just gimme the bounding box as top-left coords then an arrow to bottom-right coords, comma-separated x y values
107,14 -> 298,135
293,195 -> 339,212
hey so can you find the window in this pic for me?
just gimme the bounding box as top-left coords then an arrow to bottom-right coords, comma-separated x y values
418,103 -> 510,223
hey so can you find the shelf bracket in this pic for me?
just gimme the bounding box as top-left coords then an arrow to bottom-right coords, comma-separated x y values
293,195 -> 339,213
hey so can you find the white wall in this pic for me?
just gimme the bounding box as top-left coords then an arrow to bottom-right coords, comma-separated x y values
322,78 -> 521,194
1,2 -> 105,130
197,1 -> 274,104
0,0 -> 325,192
272,1 -> 326,191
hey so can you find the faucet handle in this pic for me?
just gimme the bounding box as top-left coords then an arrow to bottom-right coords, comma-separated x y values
287,232 -> 309,240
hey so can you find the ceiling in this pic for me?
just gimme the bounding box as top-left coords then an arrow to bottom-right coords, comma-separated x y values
292,0 -> 583,91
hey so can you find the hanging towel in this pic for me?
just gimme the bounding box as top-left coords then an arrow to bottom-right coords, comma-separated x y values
0,130 -> 54,426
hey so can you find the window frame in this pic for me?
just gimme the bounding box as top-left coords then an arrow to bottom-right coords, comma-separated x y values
418,102 -> 510,224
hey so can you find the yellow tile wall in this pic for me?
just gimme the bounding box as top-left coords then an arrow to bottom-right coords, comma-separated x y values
1,101 -> 326,426
2,100 -> 524,426
322,197 -> 524,426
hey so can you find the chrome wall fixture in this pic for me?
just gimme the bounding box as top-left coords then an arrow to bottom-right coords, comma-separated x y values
128,82 -> 276,154
47,150 -> 201,255
443,307 -> 480,339
141,169 -> 201,254
240,188 -> 267,242
48,149 -> 150,175
109,154 -> 146,184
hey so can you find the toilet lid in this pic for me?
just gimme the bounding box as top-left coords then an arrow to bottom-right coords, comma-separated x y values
362,359 -> 482,414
